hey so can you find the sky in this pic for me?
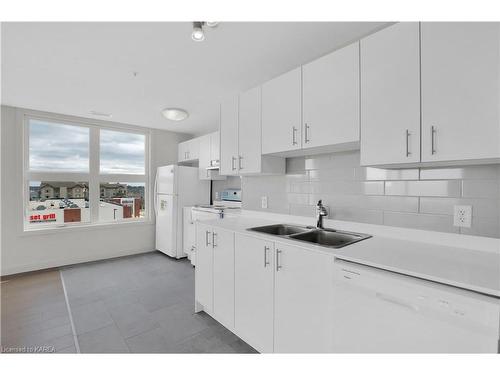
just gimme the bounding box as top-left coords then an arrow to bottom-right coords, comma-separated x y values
29,119 -> 145,174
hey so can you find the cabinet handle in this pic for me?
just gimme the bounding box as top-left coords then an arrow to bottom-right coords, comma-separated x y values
304,123 -> 310,143
238,155 -> 243,170
205,230 -> 211,246
212,232 -> 217,248
276,249 -> 282,271
431,126 -> 437,155
264,245 -> 270,267
231,156 -> 236,171
405,129 -> 411,157
292,126 -> 298,145
188,151 -> 190,159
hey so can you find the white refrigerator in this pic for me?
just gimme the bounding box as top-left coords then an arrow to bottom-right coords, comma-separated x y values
155,165 -> 210,258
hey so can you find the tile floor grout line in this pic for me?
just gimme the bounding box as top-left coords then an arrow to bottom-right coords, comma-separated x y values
59,269 -> 81,353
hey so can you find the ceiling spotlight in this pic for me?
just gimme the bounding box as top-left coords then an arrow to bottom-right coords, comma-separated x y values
162,108 -> 189,122
205,22 -> 219,28
192,22 -> 205,42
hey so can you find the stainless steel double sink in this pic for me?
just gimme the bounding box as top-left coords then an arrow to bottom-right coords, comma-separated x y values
247,224 -> 371,249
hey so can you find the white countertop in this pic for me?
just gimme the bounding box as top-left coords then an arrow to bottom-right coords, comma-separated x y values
200,214 -> 500,297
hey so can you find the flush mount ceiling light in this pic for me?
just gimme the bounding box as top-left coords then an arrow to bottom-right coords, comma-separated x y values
191,21 -> 219,42
162,108 -> 189,121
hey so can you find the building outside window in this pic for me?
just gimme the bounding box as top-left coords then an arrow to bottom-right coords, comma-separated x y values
25,117 -> 149,229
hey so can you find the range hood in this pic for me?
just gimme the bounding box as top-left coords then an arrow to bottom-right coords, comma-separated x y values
206,159 -> 220,170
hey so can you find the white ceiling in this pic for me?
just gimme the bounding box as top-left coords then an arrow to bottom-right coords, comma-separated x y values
1,22 -> 389,135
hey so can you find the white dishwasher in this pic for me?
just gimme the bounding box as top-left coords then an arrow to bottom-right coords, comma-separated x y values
332,259 -> 500,353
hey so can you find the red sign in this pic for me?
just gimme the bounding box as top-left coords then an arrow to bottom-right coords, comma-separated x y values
30,213 -> 57,222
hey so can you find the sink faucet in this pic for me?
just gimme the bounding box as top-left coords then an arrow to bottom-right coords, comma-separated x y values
316,200 -> 328,229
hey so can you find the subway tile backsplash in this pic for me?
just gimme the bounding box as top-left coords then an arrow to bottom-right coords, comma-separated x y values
241,151 -> 500,238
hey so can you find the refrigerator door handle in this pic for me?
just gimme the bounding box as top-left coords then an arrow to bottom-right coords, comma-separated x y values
154,168 -> 159,216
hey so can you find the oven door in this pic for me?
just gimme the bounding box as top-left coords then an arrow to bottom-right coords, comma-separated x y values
332,259 -> 500,353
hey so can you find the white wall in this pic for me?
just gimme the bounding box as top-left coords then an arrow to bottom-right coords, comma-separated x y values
0,105 -> 190,275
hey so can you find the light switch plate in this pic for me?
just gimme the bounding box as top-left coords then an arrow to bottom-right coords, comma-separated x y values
453,205 -> 472,228
261,196 -> 268,209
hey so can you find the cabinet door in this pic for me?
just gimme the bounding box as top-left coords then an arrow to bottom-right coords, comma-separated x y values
238,86 -> 262,174
198,134 -> 212,180
234,234 -> 274,353
302,42 -> 360,149
210,131 -> 220,162
212,228 -> 235,329
182,207 -> 195,259
178,141 -> 188,162
360,22 -> 421,166
219,96 -> 239,175
262,67 -> 302,154
195,223 -> 213,313
186,138 -> 199,161
421,22 -> 500,162
274,243 -> 333,353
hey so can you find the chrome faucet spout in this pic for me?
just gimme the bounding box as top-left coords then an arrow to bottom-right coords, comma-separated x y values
316,200 -> 328,229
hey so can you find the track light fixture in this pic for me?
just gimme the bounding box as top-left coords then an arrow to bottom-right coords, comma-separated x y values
191,22 -> 219,42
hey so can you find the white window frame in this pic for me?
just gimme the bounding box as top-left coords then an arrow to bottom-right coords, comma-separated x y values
23,114 -> 151,231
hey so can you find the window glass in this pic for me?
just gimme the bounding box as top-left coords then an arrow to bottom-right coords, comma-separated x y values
99,182 -> 145,222
29,119 -> 89,172
100,130 -> 145,174
27,181 -> 90,227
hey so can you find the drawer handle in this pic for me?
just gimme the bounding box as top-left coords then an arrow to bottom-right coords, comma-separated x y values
276,249 -> 282,271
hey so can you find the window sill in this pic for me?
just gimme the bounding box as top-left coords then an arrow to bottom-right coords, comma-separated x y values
21,219 -> 154,236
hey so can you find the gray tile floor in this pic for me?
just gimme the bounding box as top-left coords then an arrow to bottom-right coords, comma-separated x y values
1,252 -> 257,354
62,252 -> 257,353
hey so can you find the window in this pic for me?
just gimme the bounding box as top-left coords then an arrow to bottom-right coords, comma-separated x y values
25,117 -> 149,230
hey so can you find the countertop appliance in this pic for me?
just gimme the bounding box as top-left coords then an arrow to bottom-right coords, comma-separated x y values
155,165 -> 210,258
332,259 -> 500,353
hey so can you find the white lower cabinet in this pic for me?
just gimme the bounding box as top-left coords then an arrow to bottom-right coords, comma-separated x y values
196,228 -> 334,353
234,234 -> 275,353
195,222 -> 213,313
273,242 -> 334,353
195,222 -> 235,327
212,227 -> 235,329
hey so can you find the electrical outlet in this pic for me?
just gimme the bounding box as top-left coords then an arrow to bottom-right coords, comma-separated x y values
261,196 -> 268,209
453,205 -> 472,228
215,191 -> 220,200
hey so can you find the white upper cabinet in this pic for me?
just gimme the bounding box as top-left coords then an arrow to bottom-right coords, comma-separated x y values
421,22 -> 500,162
238,86 -> 263,174
262,67 -> 302,154
302,42 -> 360,149
178,138 -> 199,163
219,90 -> 285,176
219,96 -> 240,176
199,132 -> 226,181
360,22 -> 421,166
210,131 -> 220,162
198,134 -> 212,180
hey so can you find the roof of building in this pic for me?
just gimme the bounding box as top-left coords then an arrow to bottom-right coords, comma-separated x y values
40,182 -> 88,188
